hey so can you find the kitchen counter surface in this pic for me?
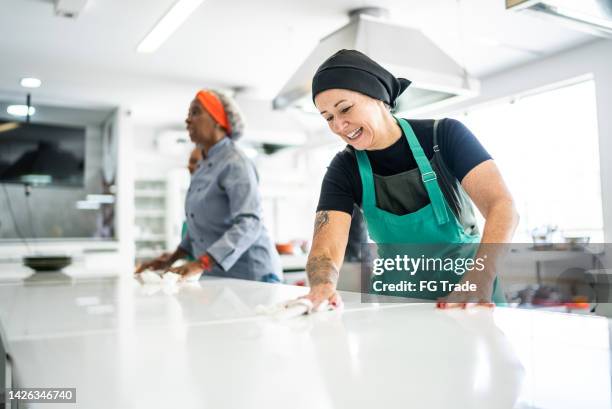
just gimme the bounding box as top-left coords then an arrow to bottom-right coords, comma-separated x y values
0,271 -> 610,409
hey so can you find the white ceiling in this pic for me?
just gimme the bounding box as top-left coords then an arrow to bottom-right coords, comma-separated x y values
0,0 -> 596,127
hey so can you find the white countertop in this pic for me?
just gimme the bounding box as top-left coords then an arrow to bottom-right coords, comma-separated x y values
0,271 -> 610,409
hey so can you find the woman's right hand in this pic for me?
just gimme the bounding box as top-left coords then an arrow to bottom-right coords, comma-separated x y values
134,252 -> 173,274
302,283 -> 343,310
301,210 -> 352,312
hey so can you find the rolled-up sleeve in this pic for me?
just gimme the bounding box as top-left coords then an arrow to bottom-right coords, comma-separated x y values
205,158 -> 263,271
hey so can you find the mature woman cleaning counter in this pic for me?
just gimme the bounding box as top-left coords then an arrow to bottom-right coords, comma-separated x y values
136,90 -> 282,283
304,50 -> 519,308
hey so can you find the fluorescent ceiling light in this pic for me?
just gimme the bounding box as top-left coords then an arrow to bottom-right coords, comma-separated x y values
7,105 -> 36,117
137,0 -> 205,53
20,77 -> 42,88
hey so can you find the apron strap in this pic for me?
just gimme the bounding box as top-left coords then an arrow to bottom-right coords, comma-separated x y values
396,117 -> 449,225
433,119 -> 441,153
355,149 -> 376,209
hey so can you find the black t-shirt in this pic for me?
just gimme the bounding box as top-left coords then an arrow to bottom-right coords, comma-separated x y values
316,118 -> 492,215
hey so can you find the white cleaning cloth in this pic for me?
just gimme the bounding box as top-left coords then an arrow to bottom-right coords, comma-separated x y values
255,299 -> 330,320
137,271 -> 199,290
182,273 -> 200,283
140,271 -> 163,284
161,272 -> 181,285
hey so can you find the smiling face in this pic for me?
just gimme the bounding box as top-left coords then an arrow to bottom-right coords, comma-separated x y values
314,89 -> 390,150
185,98 -> 219,146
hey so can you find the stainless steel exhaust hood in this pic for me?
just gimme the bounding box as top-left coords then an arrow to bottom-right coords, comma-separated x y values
273,8 -> 479,116
507,0 -> 612,38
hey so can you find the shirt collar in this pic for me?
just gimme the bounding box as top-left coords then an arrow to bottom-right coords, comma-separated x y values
204,137 -> 231,160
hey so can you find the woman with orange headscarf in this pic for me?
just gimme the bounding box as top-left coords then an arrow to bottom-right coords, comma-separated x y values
136,90 -> 282,282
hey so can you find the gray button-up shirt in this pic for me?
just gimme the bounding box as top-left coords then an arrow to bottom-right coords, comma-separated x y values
179,138 -> 282,281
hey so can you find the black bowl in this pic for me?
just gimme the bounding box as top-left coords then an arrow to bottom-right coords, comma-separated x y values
23,256 -> 72,272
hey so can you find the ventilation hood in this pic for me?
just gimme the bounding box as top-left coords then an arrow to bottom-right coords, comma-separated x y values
273,8 -> 479,116
507,0 -> 612,38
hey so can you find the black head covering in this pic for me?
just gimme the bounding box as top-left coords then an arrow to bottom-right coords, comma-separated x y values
311,49 -> 411,109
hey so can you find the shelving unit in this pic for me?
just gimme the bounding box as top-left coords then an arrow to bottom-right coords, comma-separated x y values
133,189 -> 166,198
133,170 -> 191,263
135,209 -> 166,218
134,179 -> 167,262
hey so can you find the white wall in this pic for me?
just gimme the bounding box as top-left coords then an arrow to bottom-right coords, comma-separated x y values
132,126 -> 192,180
421,39 -> 612,243
115,108 -> 136,270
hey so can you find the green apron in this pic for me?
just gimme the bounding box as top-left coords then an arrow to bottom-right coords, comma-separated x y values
181,221 -> 195,262
356,117 -> 504,303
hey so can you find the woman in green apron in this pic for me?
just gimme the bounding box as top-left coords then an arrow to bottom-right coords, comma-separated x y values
304,50 -> 519,309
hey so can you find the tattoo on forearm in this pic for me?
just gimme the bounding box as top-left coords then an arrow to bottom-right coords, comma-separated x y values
306,255 -> 339,287
313,211 -> 330,237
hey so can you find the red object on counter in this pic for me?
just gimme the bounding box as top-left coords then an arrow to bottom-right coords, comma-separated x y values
275,243 -> 294,255
565,302 -> 590,309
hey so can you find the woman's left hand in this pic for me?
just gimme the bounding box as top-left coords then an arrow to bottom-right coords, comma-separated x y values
437,270 -> 495,309
168,261 -> 205,281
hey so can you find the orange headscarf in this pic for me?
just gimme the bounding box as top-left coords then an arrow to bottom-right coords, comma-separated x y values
196,90 -> 231,134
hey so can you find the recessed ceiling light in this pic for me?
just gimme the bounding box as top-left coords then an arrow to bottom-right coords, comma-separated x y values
20,77 -> 42,88
137,0 -> 205,53
7,105 -> 36,117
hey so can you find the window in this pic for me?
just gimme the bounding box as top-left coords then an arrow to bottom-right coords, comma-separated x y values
451,79 -> 603,242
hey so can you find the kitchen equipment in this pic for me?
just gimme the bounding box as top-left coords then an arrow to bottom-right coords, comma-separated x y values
275,242 -> 294,255
23,255 -> 72,272
531,225 -> 558,250
563,235 -> 590,250
273,7 -> 479,114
